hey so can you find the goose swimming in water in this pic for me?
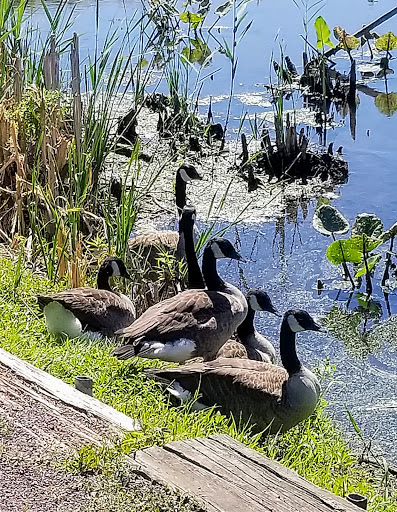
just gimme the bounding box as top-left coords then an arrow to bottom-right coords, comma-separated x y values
147,309 -> 322,433
111,238 -> 248,363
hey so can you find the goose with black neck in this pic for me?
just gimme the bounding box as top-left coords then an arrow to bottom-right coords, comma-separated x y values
111,238 -> 248,363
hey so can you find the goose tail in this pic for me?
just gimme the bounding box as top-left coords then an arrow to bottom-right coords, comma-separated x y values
111,344 -> 137,360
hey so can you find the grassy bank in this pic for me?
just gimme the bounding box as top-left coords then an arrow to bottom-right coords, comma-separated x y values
0,256 -> 395,511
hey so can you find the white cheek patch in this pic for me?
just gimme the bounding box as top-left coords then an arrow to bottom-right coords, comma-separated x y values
211,242 -> 226,259
179,168 -> 192,183
287,314 -> 305,333
248,295 -> 262,311
111,260 -> 121,276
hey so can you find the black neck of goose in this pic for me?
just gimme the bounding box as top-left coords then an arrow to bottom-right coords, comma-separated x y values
182,222 -> 205,289
202,246 -> 225,291
280,320 -> 302,375
175,173 -> 187,216
237,305 -> 255,340
97,272 -> 112,292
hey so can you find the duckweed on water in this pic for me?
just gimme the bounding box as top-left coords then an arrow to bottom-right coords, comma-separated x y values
0,256 -> 396,511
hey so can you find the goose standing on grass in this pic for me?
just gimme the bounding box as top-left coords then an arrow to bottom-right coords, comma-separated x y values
215,289 -> 279,362
111,238 -> 248,363
37,258 -> 135,339
147,309 -> 322,433
128,164 -> 202,260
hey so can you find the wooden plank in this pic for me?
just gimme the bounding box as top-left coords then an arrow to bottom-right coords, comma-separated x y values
0,348 -> 140,432
131,434 -> 361,512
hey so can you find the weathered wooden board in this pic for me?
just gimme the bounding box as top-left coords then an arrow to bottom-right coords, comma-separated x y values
0,348 -> 140,432
132,434 -> 361,512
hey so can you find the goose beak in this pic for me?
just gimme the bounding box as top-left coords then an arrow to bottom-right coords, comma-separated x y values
310,320 -> 323,332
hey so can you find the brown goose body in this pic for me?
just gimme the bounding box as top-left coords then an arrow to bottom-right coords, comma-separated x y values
148,310 -> 322,433
112,238 -> 247,363
213,289 -> 279,363
37,258 -> 135,339
37,288 -> 136,337
128,164 -> 202,268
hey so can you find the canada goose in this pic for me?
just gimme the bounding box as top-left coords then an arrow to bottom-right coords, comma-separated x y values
177,205 -> 205,290
147,309 -> 322,433
215,289 -> 279,363
111,238 -> 248,363
127,164 -> 202,260
37,258 -> 135,339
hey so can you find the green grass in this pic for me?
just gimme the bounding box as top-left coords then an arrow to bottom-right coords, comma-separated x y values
0,256 -> 396,511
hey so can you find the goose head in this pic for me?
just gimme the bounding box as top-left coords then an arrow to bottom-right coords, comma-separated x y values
178,205 -> 196,233
284,309 -> 322,333
207,238 -> 244,261
246,289 -> 280,316
177,164 -> 202,183
99,257 -> 132,281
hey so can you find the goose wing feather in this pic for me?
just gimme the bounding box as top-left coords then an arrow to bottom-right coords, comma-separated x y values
38,288 -> 136,334
128,231 -> 179,251
215,340 -> 248,359
116,290 -> 234,343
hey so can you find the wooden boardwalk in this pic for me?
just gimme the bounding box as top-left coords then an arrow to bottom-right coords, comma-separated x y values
132,434 -> 361,512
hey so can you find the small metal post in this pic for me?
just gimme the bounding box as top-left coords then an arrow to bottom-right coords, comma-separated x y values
346,493 -> 367,510
75,376 -> 93,396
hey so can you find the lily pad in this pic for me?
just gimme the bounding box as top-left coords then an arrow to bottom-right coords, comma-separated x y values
215,1 -> 232,16
333,26 -> 360,50
355,254 -> 382,278
375,32 -> 397,52
180,12 -> 203,29
352,213 -> 383,239
313,204 -> 349,236
381,222 -> 397,242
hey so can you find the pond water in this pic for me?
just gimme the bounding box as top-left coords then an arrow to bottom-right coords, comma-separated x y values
30,0 -> 397,461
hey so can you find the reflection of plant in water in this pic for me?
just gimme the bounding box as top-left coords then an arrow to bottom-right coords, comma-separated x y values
375,92 -> 397,117
325,300 -> 383,358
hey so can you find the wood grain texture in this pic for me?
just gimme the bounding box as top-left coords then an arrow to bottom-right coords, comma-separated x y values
131,434 -> 361,512
0,348 -> 140,432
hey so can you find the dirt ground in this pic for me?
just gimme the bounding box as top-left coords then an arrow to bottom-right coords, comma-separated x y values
0,364 -> 201,512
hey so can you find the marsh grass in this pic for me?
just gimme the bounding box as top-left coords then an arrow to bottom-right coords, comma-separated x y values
0,256 -> 395,511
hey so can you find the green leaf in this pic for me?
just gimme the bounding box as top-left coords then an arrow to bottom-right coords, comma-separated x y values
350,235 -> 382,253
352,213 -> 383,239
181,38 -> 211,65
180,11 -> 203,28
375,93 -> 397,117
313,204 -> 349,236
215,1 -> 232,16
355,254 -> 382,278
375,31 -> 397,52
326,239 -> 363,265
314,16 -> 335,50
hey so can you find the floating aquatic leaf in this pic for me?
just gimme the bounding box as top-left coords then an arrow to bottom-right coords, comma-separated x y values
313,204 -> 349,236
355,254 -> 382,278
326,239 -> 363,265
333,26 -> 360,50
314,16 -> 335,50
381,222 -> 397,242
375,31 -> 397,52
352,213 -> 383,239
375,92 -> 397,117
215,1 -> 232,16
180,11 -> 203,28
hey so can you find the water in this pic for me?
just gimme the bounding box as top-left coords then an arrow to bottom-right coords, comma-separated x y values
31,0 -> 397,460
